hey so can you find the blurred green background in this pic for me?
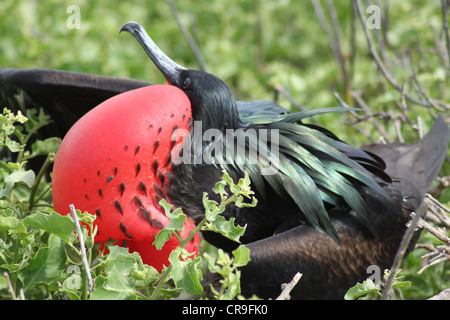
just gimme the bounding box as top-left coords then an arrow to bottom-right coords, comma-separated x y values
0,0 -> 448,299
1,1 -> 447,129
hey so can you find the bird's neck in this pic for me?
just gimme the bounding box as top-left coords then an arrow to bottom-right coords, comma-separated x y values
193,100 -> 241,132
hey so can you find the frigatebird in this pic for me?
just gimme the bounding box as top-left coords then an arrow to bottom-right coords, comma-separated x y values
0,21 -> 448,299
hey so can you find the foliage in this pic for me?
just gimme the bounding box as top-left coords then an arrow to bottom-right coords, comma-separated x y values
0,108 -> 61,299
0,0 -> 449,299
149,170 -> 256,300
345,269 -> 411,300
0,111 -> 256,300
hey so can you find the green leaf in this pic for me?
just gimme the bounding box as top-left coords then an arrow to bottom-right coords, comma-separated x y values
221,271 -> 241,300
24,211 -> 76,243
203,195 -> 222,222
204,215 -> 246,243
203,248 -> 245,300
165,208 -> 186,230
0,274 -> 8,291
90,269 -> 137,300
154,200 -> 187,250
0,170 -> 35,198
344,279 -> 380,300
168,247 -> 203,296
153,229 -> 173,251
204,252 -> 222,274
24,108 -> 51,134
0,215 -> 27,233
18,234 -> 67,295
62,275 -> 82,300
232,245 -> 251,267
62,266 -> 82,300
27,137 -> 61,160
90,246 -> 142,300
0,108 -> 28,153
5,138 -> 23,152
235,195 -> 258,208
212,180 -> 228,199
102,245 -> 140,275
392,280 -> 412,289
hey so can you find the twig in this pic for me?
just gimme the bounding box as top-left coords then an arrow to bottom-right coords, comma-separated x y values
418,217 -> 450,246
276,272 -> 302,300
4,272 -> 17,300
417,245 -> 449,275
373,0 -> 388,64
69,204 -> 94,295
431,21 -> 450,69
425,193 -> 450,229
380,201 -> 428,300
333,91 -> 377,142
429,176 -> 450,200
274,84 -> 306,111
350,91 -> 393,143
441,0 -> 450,65
3,271 -> 26,300
165,0 -> 209,72
428,288 -> 450,300
354,0 -> 431,107
312,0 -> 350,97
28,153 -> 56,211
254,0 -> 265,69
349,2 -> 357,83
411,73 -> 445,112
393,117 -> 404,143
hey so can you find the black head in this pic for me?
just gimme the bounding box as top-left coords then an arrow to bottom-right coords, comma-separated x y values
120,22 -> 240,131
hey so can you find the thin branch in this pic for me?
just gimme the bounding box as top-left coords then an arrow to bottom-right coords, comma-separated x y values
69,204 -> 94,296
416,242 -> 449,275
28,153 -> 55,211
425,193 -> 450,229
373,0 -> 388,65
418,256 -> 449,274
418,217 -> 450,246
353,0 -> 431,107
428,288 -> 450,300
274,84 -> 306,111
411,73 -> 445,112
312,0 -> 350,97
441,0 -> 450,65
429,176 -> 450,200
333,91 -> 378,142
393,117 -> 404,143
276,272 -> 302,300
349,1 -> 357,83
328,0 -> 349,92
166,0 -> 209,72
350,91 -> 393,143
381,201 -> 428,300
431,21 -> 450,69
254,0 -> 265,69
3,272 -> 17,300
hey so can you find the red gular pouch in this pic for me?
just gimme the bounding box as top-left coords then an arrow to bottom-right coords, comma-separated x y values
52,85 -> 199,271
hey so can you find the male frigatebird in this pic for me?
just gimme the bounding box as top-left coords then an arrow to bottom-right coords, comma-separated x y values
0,22 -> 448,299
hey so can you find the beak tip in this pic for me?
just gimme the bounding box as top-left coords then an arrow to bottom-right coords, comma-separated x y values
120,21 -> 140,35
119,21 -> 186,82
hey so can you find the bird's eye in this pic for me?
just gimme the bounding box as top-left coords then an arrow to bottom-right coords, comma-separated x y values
182,78 -> 191,90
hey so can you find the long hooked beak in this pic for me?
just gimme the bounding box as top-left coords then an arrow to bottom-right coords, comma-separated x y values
120,21 -> 187,86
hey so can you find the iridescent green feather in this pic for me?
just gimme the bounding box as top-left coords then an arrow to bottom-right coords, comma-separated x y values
224,100 -> 390,242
